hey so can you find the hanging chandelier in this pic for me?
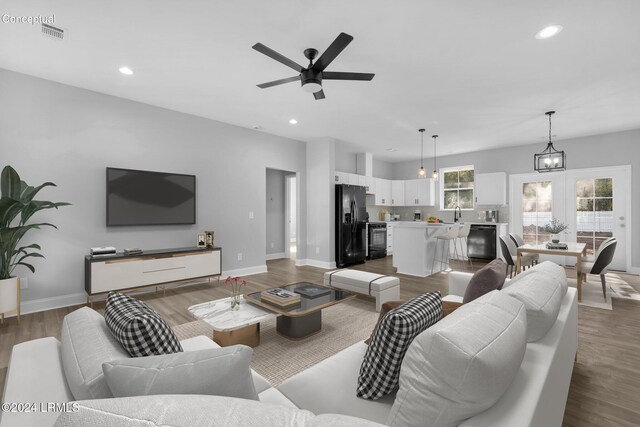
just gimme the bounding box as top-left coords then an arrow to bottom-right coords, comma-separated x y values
418,129 -> 426,178
534,111 -> 565,172
432,135 -> 439,181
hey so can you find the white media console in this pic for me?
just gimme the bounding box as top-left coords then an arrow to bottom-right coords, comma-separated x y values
84,247 -> 222,305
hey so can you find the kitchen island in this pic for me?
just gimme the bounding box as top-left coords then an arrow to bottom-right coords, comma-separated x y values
391,222 -> 456,277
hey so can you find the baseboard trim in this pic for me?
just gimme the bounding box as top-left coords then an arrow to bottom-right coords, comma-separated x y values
266,252 -> 287,261
222,265 -> 268,277
13,292 -> 87,317
626,266 -> 640,275
295,259 -> 336,270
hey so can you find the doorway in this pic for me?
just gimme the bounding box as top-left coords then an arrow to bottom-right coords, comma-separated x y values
265,168 -> 297,262
510,165 -> 631,271
285,174 -> 297,260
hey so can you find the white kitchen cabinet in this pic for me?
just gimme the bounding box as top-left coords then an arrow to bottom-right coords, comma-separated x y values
391,180 -> 405,206
347,173 -> 360,185
375,178 -> 391,206
404,179 -> 435,206
333,171 -> 348,184
365,176 -> 376,194
475,172 -> 507,205
386,223 -> 394,255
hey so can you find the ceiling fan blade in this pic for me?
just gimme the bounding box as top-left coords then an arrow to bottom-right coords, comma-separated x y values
257,76 -> 300,89
323,72 -> 375,81
252,43 -> 304,73
312,32 -> 354,72
314,89 -> 326,100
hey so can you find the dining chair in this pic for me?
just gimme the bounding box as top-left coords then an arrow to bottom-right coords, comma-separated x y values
509,233 -> 539,267
579,238 -> 617,300
499,235 -> 537,278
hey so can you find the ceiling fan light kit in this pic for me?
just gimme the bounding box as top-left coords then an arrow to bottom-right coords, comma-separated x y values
534,111 -> 566,172
252,32 -> 375,100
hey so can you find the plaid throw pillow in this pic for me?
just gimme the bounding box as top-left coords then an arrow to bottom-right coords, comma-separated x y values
357,291 -> 442,400
104,292 -> 183,357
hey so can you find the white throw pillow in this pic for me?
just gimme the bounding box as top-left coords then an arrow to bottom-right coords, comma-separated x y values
529,261 -> 568,296
387,291 -> 527,427
502,268 -> 563,342
102,345 -> 258,400
60,307 -> 130,400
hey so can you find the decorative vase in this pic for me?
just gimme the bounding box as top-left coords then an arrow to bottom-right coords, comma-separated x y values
551,234 -> 560,244
230,293 -> 241,311
0,277 -> 20,323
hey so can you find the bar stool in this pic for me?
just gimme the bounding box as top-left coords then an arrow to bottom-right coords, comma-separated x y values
431,224 -> 460,274
456,223 -> 473,269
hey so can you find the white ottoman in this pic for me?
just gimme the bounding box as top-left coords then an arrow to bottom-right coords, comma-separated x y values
323,269 -> 401,312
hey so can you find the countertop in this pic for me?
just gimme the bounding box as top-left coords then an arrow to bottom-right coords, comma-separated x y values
385,221 -> 507,226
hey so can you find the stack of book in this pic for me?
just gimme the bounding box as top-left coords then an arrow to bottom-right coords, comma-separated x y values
261,288 -> 301,308
124,248 -> 143,256
90,246 -> 116,256
546,242 -> 568,250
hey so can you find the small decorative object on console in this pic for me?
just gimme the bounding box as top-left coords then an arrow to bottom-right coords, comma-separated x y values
261,287 -> 301,308
90,246 -> 117,255
204,231 -> 215,248
543,217 -> 568,243
196,233 -> 206,248
123,248 -> 143,256
225,276 -> 247,310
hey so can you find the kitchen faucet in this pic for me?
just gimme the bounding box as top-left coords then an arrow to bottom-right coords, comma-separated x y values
454,206 -> 462,222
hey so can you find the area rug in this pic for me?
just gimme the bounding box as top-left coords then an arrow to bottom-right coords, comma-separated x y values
567,272 -> 640,310
173,298 -> 379,386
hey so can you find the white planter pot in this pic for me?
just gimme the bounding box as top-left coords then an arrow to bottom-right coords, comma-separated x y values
0,277 -> 20,322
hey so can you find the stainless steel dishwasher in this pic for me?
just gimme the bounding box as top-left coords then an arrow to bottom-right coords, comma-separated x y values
467,224 -> 497,260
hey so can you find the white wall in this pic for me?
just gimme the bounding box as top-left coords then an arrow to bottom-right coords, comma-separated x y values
305,139 -> 335,268
0,68 -> 307,307
392,129 -> 640,269
266,168 -> 290,255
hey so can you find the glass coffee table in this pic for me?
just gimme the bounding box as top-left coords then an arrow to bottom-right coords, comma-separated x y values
246,282 -> 355,340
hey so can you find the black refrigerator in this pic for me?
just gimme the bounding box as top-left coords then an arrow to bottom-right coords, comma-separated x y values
335,184 -> 367,268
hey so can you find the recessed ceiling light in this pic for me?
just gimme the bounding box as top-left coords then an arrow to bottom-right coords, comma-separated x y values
385,148 -> 398,152
119,66 -> 133,75
535,25 -> 563,40
289,119 -> 298,125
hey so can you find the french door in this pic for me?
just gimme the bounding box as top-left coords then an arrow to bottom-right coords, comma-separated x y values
510,166 -> 630,271
565,167 -> 628,270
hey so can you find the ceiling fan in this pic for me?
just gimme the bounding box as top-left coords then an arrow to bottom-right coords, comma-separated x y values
252,32 -> 375,100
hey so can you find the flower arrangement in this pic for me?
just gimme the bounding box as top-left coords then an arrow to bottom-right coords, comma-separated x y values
225,276 -> 247,310
543,217 -> 568,234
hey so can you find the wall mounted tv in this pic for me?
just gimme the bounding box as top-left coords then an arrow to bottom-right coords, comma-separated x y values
106,167 -> 196,226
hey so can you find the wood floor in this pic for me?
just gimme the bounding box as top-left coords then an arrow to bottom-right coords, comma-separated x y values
1,256 -> 639,426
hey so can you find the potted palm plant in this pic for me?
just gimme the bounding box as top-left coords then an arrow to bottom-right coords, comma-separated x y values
0,166 -> 69,321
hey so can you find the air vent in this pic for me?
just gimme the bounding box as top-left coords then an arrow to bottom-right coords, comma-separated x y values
41,23 -> 64,40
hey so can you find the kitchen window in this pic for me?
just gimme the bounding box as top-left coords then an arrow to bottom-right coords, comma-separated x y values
441,166 -> 474,210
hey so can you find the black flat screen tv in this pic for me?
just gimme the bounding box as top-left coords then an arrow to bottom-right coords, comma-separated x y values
106,167 -> 196,226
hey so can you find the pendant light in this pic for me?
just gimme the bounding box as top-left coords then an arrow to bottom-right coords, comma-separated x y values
432,135 -> 439,181
418,129 -> 426,178
534,111 -> 565,172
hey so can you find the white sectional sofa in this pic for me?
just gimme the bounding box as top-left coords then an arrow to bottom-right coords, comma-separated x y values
1,261 -> 577,426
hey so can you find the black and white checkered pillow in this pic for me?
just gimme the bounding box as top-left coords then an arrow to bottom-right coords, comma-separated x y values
104,292 -> 183,357
357,291 -> 442,400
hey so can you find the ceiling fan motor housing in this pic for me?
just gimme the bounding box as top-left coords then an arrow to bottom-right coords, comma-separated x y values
301,69 -> 322,93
